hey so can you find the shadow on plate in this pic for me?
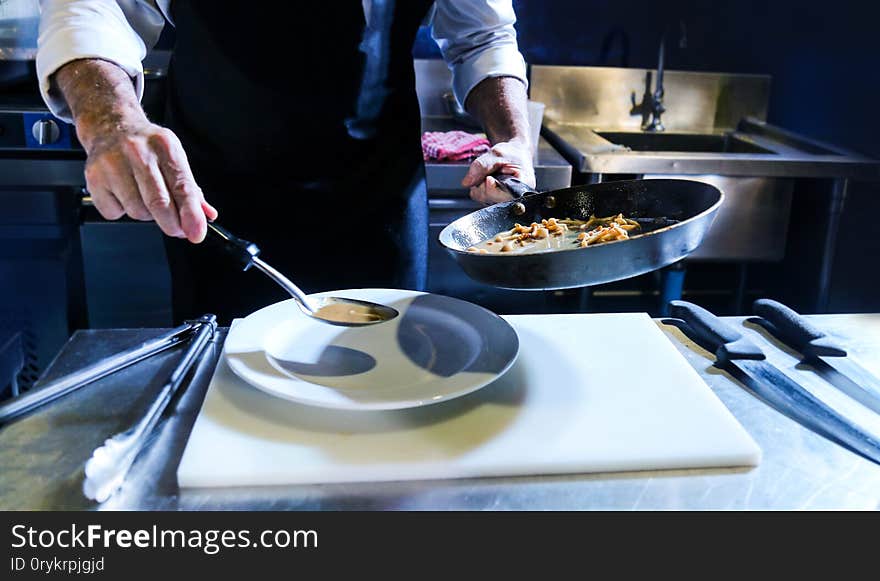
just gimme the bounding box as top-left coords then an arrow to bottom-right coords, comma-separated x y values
258,293 -> 519,396
393,293 -> 518,377
268,345 -> 377,377
217,356 -> 525,432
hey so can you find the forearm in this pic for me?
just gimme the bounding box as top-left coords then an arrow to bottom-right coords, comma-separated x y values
53,58 -> 148,151
460,76 -> 535,203
52,58 -> 215,242
464,76 -> 530,147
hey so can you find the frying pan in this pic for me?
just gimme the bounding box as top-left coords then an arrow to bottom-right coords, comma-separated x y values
438,178 -> 723,290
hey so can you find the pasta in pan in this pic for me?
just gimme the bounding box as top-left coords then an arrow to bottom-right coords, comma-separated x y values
467,214 -> 641,255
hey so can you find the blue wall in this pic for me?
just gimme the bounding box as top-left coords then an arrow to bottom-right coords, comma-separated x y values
416,0 -> 879,156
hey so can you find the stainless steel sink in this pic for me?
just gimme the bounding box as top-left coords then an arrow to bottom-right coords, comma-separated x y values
543,120 -> 880,179
594,131 -> 776,155
528,65 -> 880,310
531,66 -> 879,179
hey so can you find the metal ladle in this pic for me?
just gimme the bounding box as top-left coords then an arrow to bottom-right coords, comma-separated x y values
207,223 -> 398,327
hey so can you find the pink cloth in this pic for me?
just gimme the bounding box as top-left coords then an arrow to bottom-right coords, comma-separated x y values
421,130 -> 490,161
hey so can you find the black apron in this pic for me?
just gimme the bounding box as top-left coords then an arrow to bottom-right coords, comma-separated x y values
163,1 -> 433,324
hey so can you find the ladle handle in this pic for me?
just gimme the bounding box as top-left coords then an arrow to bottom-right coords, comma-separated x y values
206,222 -> 261,270
249,257 -> 316,314
206,222 -> 315,313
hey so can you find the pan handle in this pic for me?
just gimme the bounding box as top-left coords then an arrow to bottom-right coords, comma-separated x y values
492,174 -> 538,199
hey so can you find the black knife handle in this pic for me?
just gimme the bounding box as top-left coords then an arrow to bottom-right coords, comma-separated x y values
491,174 -> 538,199
669,300 -> 765,366
206,222 -> 260,271
753,299 -> 847,358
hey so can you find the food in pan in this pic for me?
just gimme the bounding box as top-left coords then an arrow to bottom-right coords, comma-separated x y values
466,214 -> 641,255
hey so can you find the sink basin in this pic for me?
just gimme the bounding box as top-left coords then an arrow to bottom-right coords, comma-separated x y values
595,131 -> 777,154
540,119 -> 880,179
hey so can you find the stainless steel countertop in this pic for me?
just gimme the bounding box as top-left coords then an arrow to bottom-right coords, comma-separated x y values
2,314 -> 880,510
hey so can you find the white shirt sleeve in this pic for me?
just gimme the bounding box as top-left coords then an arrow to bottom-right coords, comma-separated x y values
36,0 -> 166,121
430,0 -> 528,108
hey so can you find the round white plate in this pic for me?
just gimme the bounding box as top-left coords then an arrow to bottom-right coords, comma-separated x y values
223,289 -> 519,410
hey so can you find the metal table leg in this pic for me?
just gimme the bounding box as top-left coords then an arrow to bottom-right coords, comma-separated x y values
659,262 -> 687,316
816,178 -> 849,313
734,263 -> 748,314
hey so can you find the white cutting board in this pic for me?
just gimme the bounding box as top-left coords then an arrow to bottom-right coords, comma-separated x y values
177,313 -> 760,488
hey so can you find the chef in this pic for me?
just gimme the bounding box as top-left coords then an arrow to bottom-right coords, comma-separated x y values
36,0 -> 535,323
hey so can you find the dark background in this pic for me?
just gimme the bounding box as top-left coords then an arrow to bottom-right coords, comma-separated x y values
418,0 -> 879,158
416,0 -> 880,313
0,1 -> 877,402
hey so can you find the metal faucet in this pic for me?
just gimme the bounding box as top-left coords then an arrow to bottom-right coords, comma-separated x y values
631,21 -> 687,132
631,69 -> 665,132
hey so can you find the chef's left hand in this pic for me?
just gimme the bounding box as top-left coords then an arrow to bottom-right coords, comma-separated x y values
462,140 -> 536,205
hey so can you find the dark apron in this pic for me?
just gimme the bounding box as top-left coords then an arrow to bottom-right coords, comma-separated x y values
163,1 -> 433,323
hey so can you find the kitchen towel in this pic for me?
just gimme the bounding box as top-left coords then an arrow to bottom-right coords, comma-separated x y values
422,130 -> 490,161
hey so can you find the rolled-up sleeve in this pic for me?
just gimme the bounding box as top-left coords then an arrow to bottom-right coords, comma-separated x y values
37,0 -> 164,121
430,0 -> 528,108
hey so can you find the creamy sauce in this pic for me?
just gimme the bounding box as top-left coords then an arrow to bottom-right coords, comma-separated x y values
314,302 -> 384,324
472,229 -> 583,254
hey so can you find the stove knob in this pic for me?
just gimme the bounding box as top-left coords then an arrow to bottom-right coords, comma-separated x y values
32,119 -> 61,145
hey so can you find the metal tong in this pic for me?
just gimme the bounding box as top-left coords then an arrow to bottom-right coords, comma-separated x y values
0,316 -> 215,425
83,315 -> 217,502
0,314 -> 217,502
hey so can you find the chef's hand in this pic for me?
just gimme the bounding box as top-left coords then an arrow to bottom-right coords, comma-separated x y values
55,59 -> 217,243
461,140 -> 536,205
82,120 -> 217,242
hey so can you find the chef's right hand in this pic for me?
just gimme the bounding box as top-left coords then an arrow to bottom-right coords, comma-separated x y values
80,117 -> 218,243
52,59 -> 216,242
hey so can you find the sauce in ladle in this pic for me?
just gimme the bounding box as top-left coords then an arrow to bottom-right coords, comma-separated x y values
313,302 -> 386,324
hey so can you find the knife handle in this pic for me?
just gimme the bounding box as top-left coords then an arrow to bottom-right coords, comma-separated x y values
669,300 -> 765,366
753,299 -> 847,358
206,222 -> 261,271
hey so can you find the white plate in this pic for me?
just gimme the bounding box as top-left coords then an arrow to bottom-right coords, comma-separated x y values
223,289 -> 519,410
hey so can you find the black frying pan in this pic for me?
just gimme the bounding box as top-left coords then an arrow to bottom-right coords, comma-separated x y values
438,178 -> 723,290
